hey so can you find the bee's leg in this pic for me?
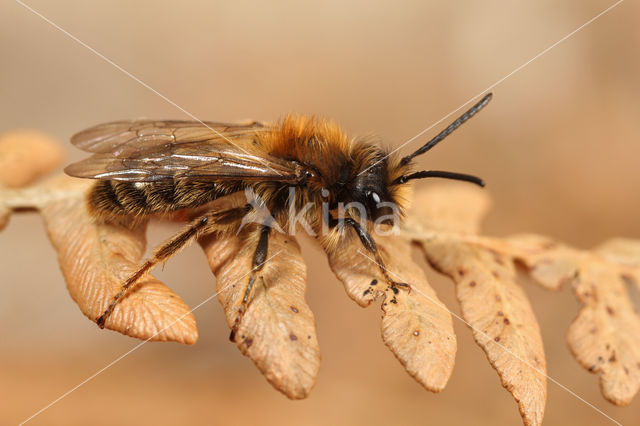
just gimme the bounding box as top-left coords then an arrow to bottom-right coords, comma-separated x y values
229,225 -> 270,342
96,205 -> 250,329
343,218 -> 410,291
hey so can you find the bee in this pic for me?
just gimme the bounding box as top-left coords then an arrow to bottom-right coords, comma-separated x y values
65,93 -> 492,338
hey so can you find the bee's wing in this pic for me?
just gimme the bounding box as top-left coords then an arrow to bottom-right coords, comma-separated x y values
69,120 -> 268,154
65,120 -> 302,182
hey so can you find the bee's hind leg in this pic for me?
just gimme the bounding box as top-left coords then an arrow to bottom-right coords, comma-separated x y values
96,205 -> 250,329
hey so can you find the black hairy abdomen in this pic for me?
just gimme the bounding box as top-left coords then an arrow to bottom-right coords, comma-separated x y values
88,179 -> 237,219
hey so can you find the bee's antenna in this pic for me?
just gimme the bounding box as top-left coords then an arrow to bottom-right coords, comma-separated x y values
392,170 -> 484,187
400,93 -> 493,166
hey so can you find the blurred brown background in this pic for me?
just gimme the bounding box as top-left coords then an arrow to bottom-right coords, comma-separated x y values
1,1 -> 639,425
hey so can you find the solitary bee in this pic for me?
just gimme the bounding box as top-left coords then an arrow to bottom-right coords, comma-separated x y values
66,93 -> 492,337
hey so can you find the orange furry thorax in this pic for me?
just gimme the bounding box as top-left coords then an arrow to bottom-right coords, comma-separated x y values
258,114 -> 410,212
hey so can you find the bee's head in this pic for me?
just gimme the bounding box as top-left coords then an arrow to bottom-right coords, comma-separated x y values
333,92 -> 493,227
346,161 -> 400,225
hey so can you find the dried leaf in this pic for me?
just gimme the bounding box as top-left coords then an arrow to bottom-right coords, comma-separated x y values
403,185 -> 546,425
0,130 -> 64,188
326,235 -> 385,307
568,258 -> 640,406
596,238 -> 640,266
596,238 -> 640,292
502,235 -> 640,406
40,180 -> 197,344
404,182 -> 491,235
328,235 -> 457,393
500,234 -> 578,291
0,131 -> 64,230
200,230 -> 320,399
420,237 -> 547,425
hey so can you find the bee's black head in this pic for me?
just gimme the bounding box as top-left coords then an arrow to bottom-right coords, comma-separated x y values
334,92 -> 493,226
348,162 -> 397,224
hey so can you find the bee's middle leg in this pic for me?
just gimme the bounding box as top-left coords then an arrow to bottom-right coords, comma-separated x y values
229,225 -> 271,342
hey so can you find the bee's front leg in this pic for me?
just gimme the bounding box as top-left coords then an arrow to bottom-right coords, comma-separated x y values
341,217 -> 410,292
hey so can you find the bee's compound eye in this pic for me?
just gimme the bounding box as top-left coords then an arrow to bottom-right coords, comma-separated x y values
305,170 -> 314,179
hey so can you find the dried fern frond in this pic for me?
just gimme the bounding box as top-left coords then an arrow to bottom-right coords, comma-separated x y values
403,185 -> 546,425
496,234 -> 640,406
200,230 -> 320,399
328,234 -> 457,393
2,132 -> 640,426
403,183 -> 640,423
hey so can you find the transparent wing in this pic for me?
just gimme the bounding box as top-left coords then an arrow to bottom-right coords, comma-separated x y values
69,119 -> 268,154
65,120 -> 302,182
